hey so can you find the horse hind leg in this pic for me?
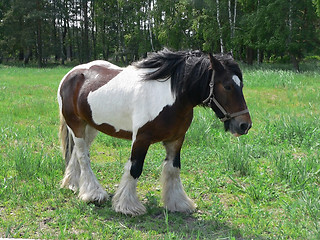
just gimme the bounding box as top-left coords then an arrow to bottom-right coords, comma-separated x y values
161,138 -> 196,213
61,120 -> 108,204
60,113 -> 80,192
75,125 -> 108,204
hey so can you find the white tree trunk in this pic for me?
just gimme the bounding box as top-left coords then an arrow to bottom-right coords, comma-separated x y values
228,0 -> 236,54
228,0 -> 233,38
289,0 -> 293,34
233,0 -> 237,38
148,1 -> 155,51
216,0 -> 224,53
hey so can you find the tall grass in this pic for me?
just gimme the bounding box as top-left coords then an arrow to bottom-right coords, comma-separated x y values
0,64 -> 319,239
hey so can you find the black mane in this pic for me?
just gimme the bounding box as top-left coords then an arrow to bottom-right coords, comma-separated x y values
135,48 -> 241,104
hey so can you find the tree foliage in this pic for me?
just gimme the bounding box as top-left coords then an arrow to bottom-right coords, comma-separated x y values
0,0 -> 319,69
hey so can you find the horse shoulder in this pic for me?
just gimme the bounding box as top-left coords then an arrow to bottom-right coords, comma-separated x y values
136,101 -> 194,143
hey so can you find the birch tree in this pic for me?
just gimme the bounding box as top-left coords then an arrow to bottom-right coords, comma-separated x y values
228,0 -> 237,53
147,0 -> 155,51
216,0 -> 224,53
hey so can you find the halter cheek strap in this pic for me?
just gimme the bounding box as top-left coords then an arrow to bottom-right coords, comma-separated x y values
203,72 -> 249,122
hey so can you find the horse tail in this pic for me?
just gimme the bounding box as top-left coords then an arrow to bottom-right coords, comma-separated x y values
59,112 -> 74,167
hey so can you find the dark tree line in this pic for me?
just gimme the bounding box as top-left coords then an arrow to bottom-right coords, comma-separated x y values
0,0 -> 319,70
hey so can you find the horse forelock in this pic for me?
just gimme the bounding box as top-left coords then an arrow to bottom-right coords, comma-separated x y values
214,54 -> 243,81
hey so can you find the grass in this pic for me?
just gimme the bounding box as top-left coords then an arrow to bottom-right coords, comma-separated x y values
0,64 -> 319,239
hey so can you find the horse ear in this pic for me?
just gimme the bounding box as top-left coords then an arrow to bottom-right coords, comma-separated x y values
226,52 -> 234,59
209,53 -> 224,72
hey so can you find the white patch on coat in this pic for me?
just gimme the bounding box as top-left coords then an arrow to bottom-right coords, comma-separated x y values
74,60 -> 123,71
232,75 -> 241,87
87,66 -> 176,135
57,60 -> 122,111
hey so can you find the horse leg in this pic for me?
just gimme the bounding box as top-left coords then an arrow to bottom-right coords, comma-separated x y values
60,114 -> 80,192
74,125 -> 108,204
161,137 -> 196,213
61,140 -> 80,192
112,138 -> 150,215
84,125 -> 98,148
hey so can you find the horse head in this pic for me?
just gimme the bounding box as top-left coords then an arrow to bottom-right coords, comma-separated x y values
204,53 -> 252,136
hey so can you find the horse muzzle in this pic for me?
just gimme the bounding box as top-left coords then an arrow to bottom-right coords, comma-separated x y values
225,115 -> 252,136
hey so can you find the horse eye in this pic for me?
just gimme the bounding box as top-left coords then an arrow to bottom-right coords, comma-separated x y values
224,85 -> 232,91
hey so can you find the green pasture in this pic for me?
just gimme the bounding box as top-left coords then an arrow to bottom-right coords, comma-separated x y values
0,64 -> 319,239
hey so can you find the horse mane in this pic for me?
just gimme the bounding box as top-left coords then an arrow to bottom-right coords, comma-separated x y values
135,48 -> 242,102
135,48 -> 212,99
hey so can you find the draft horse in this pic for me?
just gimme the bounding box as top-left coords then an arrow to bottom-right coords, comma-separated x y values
57,49 -> 252,216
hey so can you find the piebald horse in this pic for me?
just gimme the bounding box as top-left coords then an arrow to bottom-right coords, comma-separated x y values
57,49 -> 252,216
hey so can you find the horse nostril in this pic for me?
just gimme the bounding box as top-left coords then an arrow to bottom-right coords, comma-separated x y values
239,122 -> 251,133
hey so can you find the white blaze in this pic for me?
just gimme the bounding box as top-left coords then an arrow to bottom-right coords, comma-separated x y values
232,75 -> 241,87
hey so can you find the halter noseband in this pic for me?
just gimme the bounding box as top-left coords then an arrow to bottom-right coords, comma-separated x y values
203,71 -> 249,122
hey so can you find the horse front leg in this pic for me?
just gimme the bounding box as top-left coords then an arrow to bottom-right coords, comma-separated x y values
161,137 -> 196,213
112,138 -> 150,216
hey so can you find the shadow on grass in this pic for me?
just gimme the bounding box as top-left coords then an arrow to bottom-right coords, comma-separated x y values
91,196 -> 245,239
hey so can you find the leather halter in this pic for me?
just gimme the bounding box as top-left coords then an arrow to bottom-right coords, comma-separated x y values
203,71 -> 249,122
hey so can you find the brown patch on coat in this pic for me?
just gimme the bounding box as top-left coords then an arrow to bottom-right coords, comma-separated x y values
136,97 -> 194,144
60,71 -> 87,137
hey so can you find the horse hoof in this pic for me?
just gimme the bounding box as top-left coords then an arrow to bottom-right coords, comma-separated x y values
113,205 -> 146,216
61,177 -> 79,192
79,190 -> 109,204
112,199 -> 146,216
165,197 -> 196,213
60,184 -> 79,192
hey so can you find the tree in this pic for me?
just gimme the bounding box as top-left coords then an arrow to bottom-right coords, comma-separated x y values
313,0 -> 320,16
0,0 -> 319,69
216,0 -> 224,53
0,0 -> 47,66
286,0 -> 319,71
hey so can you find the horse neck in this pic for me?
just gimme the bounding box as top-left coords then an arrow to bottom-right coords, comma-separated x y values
182,71 -> 211,107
